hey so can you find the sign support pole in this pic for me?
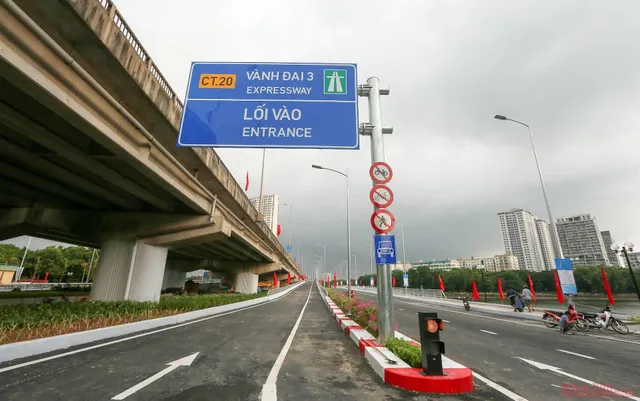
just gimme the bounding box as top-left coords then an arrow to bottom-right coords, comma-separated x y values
257,149 -> 266,220
362,77 -> 394,344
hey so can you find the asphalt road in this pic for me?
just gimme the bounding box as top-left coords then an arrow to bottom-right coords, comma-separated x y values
1,282 -> 524,400
358,291 -> 640,401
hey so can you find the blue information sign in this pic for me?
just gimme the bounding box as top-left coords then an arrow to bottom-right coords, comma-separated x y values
403,273 -> 409,288
555,258 -> 578,295
177,62 -> 359,149
286,245 -> 292,253
374,234 -> 396,265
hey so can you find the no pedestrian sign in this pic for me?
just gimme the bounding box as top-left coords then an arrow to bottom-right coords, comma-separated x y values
371,209 -> 395,234
177,62 -> 359,149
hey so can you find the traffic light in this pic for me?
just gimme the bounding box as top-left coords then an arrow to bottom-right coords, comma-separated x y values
417,312 -> 445,376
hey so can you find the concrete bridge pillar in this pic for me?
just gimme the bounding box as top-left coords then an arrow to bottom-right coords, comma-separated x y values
127,243 -> 168,302
90,238 -> 168,302
233,269 -> 259,294
162,262 -> 186,290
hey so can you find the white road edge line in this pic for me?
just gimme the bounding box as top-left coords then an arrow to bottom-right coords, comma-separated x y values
585,333 -> 640,346
397,332 -> 529,401
261,282 -> 313,401
442,319 -> 451,323
480,330 -> 498,335
0,284 -> 306,374
556,349 -> 596,360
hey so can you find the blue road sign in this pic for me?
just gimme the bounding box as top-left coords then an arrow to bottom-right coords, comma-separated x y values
177,62 -> 359,149
286,245 -> 292,253
555,258 -> 578,295
374,234 -> 396,265
403,273 -> 409,287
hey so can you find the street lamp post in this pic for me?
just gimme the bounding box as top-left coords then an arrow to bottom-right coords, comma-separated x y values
314,244 -> 327,277
611,242 -> 640,303
477,265 -> 488,303
312,165 -> 352,305
284,203 -> 293,254
494,115 -> 564,261
365,242 -> 374,276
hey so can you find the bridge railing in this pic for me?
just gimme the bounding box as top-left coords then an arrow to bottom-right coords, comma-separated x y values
88,0 -> 296,272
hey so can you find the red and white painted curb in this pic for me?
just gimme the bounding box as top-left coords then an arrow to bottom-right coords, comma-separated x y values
319,283 -> 473,394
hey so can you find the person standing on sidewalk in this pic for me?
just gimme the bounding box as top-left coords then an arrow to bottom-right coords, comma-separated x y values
522,285 -> 534,312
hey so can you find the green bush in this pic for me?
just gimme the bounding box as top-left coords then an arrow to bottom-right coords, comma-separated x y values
630,316 -> 640,323
0,292 -> 267,331
386,338 -> 422,368
0,291 -> 90,299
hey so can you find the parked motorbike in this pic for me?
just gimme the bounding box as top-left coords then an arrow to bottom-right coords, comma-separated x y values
542,306 -> 589,332
462,296 -> 471,311
584,305 -> 629,335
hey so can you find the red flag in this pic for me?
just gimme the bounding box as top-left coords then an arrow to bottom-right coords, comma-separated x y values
438,275 -> 445,292
392,276 -> 397,287
497,277 -> 505,301
471,280 -> 481,300
244,171 -> 249,191
287,272 -> 291,285
553,270 -> 565,304
333,271 -> 337,288
527,275 -> 537,303
277,224 -> 281,236
601,267 -> 615,305
273,271 -> 278,288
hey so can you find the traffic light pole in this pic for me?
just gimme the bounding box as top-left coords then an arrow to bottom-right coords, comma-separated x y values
360,77 -> 395,344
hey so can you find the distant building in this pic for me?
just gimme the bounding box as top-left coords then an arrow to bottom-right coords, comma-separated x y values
412,259 -> 460,271
622,251 -> 640,269
498,208 -> 546,271
535,219 -> 556,270
556,214 -> 610,268
250,194 -> 279,236
456,254 -> 519,272
600,231 -> 623,267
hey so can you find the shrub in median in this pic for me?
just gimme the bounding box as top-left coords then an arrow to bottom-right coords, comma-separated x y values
386,337 -> 422,368
0,292 -> 266,344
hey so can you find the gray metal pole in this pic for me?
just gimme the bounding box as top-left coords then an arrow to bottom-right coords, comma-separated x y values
526,125 -> 563,260
257,149 -> 266,218
366,243 -> 373,275
346,168 -> 352,303
366,76 -> 394,343
285,204 -> 293,253
16,236 -> 32,282
85,248 -> 97,283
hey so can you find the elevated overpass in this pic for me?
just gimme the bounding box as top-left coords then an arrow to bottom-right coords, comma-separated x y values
0,0 -> 301,300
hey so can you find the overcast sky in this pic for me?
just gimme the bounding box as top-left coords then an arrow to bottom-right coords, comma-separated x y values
7,0 -> 640,276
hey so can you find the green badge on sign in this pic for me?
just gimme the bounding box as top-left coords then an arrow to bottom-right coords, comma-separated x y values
323,69 -> 347,94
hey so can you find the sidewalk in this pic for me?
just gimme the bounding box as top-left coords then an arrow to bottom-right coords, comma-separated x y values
350,287 -> 639,335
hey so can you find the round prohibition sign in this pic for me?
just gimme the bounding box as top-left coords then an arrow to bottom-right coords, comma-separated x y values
370,209 -> 396,234
369,185 -> 394,208
369,161 -> 393,184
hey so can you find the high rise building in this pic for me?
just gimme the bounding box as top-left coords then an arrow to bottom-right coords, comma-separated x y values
600,231 -> 622,267
535,219 -> 556,270
250,194 -> 279,236
556,214 -> 610,268
498,208 -> 546,271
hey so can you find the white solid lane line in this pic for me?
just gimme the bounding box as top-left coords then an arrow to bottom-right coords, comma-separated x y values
442,319 -> 451,323
480,330 -> 498,335
398,308 -> 404,311
556,349 -> 596,360
260,282 -> 313,401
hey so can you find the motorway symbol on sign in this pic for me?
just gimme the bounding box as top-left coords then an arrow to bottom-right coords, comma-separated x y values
369,184 -> 394,208
369,161 -> 393,184
370,209 -> 395,234
177,62 -> 359,149
374,234 -> 396,264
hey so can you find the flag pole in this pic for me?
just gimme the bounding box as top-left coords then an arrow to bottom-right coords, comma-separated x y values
257,149 -> 266,219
